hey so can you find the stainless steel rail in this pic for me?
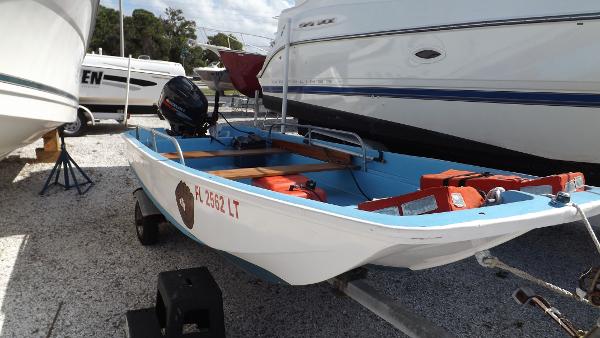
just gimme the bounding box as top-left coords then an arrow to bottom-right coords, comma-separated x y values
267,123 -> 372,171
135,126 -> 186,166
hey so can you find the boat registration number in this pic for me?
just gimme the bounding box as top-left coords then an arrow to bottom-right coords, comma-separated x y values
195,185 -> 240,219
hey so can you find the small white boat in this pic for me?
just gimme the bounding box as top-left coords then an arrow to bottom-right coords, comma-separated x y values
0,0 -> 99,159
259,0 -> 600,181
193,62 -> 235,94
79,54 -> 186,114
124,121 -> 600,285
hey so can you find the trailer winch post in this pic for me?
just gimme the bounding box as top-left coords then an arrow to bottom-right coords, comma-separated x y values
253,90 -> 260,127
280,18 -> 292,134
123,54 -> 132,127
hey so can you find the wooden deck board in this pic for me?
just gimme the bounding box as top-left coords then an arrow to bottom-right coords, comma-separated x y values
162,147 -> 288,160
271,140 -> 352,165
207,162 -> 350,180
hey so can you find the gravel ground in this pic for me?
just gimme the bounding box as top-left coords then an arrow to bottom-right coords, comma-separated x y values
1,113 -> 600,337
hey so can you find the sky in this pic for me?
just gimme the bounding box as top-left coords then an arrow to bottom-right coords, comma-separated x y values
100,0 -> 294,52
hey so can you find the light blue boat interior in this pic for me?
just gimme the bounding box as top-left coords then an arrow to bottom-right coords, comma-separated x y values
126,126 -> 600,228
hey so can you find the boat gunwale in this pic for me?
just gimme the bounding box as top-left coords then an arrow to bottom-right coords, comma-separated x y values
123,129 -> 600,233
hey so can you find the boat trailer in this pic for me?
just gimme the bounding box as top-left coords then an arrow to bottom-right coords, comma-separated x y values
329,268 -> 454,338
132,187 -> 600,337
131,187 -> 456,338
476,191 -> 600,337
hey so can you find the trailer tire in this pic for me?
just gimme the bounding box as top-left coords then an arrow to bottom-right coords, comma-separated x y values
135,201 -> 160,245
63,111 -> 87,137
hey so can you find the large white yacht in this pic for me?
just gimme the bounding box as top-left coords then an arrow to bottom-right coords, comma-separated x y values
259,0 -> 600,180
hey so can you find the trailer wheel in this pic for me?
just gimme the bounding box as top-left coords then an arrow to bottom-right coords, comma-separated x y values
63,111 -> 87,137
135,201 -> 159,245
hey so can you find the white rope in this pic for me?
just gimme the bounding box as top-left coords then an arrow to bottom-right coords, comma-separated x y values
571,203 -> 600,256
475,197 -> 600,307
476,251 -> 592,306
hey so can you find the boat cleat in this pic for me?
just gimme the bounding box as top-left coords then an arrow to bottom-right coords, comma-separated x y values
551,191 -> 572,206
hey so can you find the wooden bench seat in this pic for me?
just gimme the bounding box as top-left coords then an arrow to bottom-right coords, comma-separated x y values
271,140 -> 351,165
162,139 -> 351,165
161,148 -> 288,160
207,163 -> 351,180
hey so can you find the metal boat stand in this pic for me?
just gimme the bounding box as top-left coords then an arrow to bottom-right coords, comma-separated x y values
329,268 -> 455,338
39,127 -> 93,195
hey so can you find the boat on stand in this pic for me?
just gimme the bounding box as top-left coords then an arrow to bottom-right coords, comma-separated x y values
193,62 -> 235,95
192,36 -> 269,98
258,0 -> 600,183
0,0 -> 99,159
219,50 -> 266,98
124,76 -> 600,286
62,53 -> 186,136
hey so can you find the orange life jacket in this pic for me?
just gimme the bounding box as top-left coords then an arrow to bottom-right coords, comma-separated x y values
358,186 -> 485,216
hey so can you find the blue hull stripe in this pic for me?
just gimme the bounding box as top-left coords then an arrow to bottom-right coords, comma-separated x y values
262,86 -> 600,108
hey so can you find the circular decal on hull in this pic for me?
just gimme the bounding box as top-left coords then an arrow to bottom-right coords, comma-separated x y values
175,181 -> 194,229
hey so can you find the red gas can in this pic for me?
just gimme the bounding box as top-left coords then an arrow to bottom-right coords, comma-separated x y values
252,175 -> 327,202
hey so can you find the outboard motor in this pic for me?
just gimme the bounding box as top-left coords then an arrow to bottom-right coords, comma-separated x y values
158,76 -> 215,137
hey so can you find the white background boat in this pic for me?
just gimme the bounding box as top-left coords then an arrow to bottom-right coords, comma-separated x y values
79,54 -> 185,115
0,0 -> 98,159
259,0 -> 600,180
193,63 -> 235,94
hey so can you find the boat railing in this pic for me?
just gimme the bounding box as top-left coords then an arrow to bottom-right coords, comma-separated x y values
135,126 -> 186,166
267,123 -> 373,171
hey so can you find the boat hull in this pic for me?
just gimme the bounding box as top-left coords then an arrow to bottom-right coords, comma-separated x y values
193,68 -> 235,93
259,2 -> 600,180
0,0 -> 98,159
0,111 -> 70,159
124,130 -> 600,285
79,54 -> 185,113
219,51 -> 265,98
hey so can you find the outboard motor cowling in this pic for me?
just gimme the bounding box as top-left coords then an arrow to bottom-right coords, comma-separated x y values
159,76 -> 214,136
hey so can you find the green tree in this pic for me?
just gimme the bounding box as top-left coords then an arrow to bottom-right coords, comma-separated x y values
88,5 -> 121,55
88,5 -> 203,74
208,33 -> 243,50
186,47 -> 207,70
203,33 -> 244,63
124,9 -> 168,59
162,7 -> 197,73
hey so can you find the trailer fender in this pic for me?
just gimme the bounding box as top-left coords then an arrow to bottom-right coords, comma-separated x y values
78,105 -> 95,125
